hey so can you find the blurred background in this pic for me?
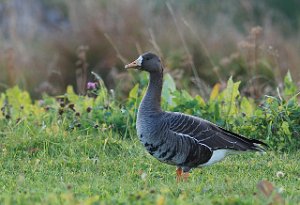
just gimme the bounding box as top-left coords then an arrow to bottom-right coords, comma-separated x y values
0,0 -> 299,99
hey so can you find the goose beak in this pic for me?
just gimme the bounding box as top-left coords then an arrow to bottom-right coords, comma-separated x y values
125,56 -> 143,69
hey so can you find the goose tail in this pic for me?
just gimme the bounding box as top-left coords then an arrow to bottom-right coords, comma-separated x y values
217,126 -> 269,153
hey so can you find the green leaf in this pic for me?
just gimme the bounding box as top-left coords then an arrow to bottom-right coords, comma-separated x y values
195,95 -> 206,106
219,77 -> 241,117
129,84 -> 139,99
6,86 -> 31,107
210,83 -> 220,101
284,71 -> 297,96
240,97 -> 254,116
281,121 -> 291,136
66,85 -> 78,102
181,90 -> 193,101
162,74 -> 176,105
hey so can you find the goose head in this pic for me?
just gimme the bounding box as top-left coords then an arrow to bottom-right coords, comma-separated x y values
125,52 -> 162,73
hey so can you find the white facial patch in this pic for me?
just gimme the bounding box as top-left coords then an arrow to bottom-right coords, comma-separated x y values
136,55 -> 143,66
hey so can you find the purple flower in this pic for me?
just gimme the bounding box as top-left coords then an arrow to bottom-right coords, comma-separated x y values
87,82 -> 97,90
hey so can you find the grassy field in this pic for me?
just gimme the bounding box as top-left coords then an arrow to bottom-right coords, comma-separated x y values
0,124 -> 299,205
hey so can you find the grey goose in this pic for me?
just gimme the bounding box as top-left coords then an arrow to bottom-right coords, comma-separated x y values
125,52 -> 268,181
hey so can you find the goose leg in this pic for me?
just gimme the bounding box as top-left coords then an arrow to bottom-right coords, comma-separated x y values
176,167 -> 183,183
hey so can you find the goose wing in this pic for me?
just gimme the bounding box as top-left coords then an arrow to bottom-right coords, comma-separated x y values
165,112 -> 267,152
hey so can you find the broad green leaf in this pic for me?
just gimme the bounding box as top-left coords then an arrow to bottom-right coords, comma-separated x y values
127,84 -> 141,112
6,86 -> 31,107
220,77 -> 241,117
162,74 -> 176,105
83,96 -> 94,109
66,85 -> 78,102
210,83 -> 220,101
240,97 -> 254,116
181,90 -> 193,101
4,86 -> 33,117
129,84 -> 139,99
195,95 -> 206,106
163,73 -> 176,92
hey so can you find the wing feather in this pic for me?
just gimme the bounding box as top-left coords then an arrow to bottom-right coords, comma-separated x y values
165,112 -> 267,152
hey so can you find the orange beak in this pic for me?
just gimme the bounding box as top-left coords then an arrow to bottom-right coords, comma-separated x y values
125,56 -> 143,69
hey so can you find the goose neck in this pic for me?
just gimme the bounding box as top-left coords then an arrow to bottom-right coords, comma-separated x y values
140,71 -> 163,113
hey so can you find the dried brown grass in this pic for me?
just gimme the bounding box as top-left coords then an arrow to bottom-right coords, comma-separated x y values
0,0 -> 299,98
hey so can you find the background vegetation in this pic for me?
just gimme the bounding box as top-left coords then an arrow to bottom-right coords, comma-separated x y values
0,0 -> 299,204
0,0 -> 300,98
0,72 -> 299,204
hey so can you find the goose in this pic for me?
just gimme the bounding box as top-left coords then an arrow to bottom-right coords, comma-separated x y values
125,52 -> 268,181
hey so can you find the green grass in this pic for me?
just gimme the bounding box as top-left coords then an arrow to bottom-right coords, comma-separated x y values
0,125 -> 299,205
0,75 -> 299,204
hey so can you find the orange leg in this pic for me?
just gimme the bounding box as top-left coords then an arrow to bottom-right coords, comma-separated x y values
176,167 -> 183,183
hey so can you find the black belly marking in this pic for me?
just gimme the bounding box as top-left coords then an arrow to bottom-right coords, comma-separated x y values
165,148 -> 177,161
158,147 -> 170,159
143,142 -> 160,153
148,144 -> 159,152
144,139 -> 166,154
